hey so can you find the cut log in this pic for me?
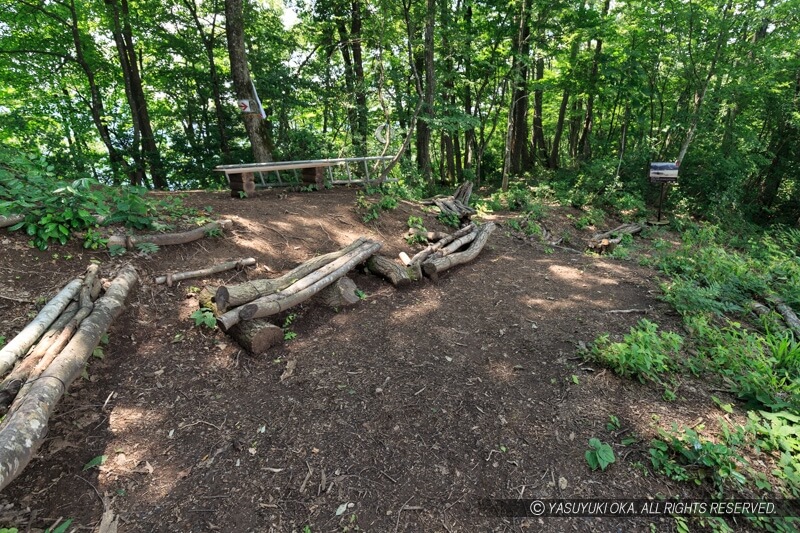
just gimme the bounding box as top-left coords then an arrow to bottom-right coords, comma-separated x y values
107,220 -> 233,250
433,228 -> 478,259
318,277 -> 361,308
227,319 -> 284,355
0,214 -> 23,229
767,296 -> 800,337
155,258 -> 256,286
0,303 -> 79,412
0,277 -> 84,378
405,228 -> 450,242
198,286 -> 218,313
231,241 -> 382,327
409,223 -> 476,266
587,223 -> 643,251
366,255 -> 419,288
422,222 -> 496,281
215,238 -> 368,312
0,264 -> 138,492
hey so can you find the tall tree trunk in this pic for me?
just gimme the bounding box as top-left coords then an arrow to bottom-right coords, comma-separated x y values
531,53 -> 546,164
350,1 -> 368,157
577,0 -> 611,160
184,0 -> 231,160
224,0 -> 272,163
416,0 -> 436,186
106,0 -> 167,188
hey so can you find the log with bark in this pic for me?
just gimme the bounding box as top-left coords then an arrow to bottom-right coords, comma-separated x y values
227,241 -> 382,328
155,258 -> 256,286
215,238 -> 368,313
587,223 -> 643,253
404,228 -> 450,242
107,220 -> 233,250
766,296 -> 800,337
0,215 -> 23,229
750,301 -> 789,334
408,223 -> 476,266
422,222 -> 496,281
421,181 -> 476,220
453,181 -> 474,205
227,319 -> 284,355
0,276 -> 85,378
366,255 -> 420,288
0,264 -> 138,492
317,276 -> 362,308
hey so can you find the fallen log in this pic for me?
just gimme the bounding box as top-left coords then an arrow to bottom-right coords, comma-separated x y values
0,215 -> 23,229
318,277 -> 362,308
0,276 -> 84,378
107,220 -> 233,250
155,258 -> 256,286
0,303 -> 79,412
750,301 -> 789,334
227,319 -> 284,355
431,228 -> 479,259
409,223 -> 476,266
405,228 -> 450,242
215,238 -> 368,312
767,296 -> 800,337
366,255 -> 420,288
0,264 -> 138,492
422,222 -> 496,281
231,241 -> 382,327
587,223 -> 643,252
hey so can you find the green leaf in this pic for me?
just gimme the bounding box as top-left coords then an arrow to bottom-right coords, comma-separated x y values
82,455 -> 107,471
44,519 -> 72,533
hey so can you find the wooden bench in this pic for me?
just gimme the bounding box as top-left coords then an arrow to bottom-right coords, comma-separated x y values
214,157 -> 394,198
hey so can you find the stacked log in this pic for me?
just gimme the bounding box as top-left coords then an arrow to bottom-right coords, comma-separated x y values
587,223 -> 643,253
155,258 -> 256,286
421,223 -> 496,281
0,264 -> 139,491
421,181 -> 476,220
209,239 -> 381,353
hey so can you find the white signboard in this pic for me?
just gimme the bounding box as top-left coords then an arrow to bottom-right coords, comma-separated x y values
238,99 -> 252,113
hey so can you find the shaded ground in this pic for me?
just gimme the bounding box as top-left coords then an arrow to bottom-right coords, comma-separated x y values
0,187 -> 726,532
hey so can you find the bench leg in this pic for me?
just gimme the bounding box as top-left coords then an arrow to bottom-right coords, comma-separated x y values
229,172 -> 256,198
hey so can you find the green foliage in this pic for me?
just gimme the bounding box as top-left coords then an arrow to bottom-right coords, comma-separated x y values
585,438 -> 616,471
606,415 -> 621,432
282,313 -> 298,340
649,425 -> 748,497
135,242 -> 160,255
586,319 -> 683,387
82,455 -> 107,471
0,336 -> 5,348
437,212 -> 460,228
44,520 -> 72,533
190,308 -> 217,329
405,216 -> 428,245
355,289 -> 367,300
108,245 -> 127,257
355,191 -> 398,224
0,528 -> 19,533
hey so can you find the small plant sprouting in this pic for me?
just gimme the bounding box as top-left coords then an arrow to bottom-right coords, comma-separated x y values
109,244 -> 127,257
135,242 -> 159,255
282,313 -> 298,341
355,289 -> 367,300
83,454 -> 108,471
437,212 -> 460,228
204,226 -> 223,238
585,438 -> 616,471
44,519 -> 73,533
284,331 -> 297,341
606,415 -> 621,432
190,308 -> 217,329
406,216 -> 428,245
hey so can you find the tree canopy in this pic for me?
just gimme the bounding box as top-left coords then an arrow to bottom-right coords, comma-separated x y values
1,0 -> 798,222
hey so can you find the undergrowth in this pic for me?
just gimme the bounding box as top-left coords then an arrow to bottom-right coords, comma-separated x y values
0,149 -> 206,250
584,220 -> 800,532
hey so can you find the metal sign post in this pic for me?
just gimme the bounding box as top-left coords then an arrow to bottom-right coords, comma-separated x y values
649,162 -> 679,223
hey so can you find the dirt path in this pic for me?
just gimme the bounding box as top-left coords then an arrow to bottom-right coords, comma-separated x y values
0,189 -> 709,532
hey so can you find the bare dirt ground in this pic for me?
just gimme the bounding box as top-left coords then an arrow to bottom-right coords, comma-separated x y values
0,187 -> 725,532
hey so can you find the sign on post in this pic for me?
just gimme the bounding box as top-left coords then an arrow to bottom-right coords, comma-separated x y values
649,162 -> 679,183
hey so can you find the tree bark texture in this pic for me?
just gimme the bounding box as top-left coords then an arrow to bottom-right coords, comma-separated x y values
0,264 -> 138,492
224,0 -> 272,162
154,258 -> 256,286
227,319 -> 283,355
422,222 -> 496,281
409,223 -> 476,265
366,255 -> 419,288
0,278 -> 83,378
233,241 -> 381,326
107,220 -> 232,250
0,215 -> 23,229
317,276 -> 361,308
215,238 -> 369,312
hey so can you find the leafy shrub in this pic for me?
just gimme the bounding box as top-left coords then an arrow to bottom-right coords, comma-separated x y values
586,319 -> 683,386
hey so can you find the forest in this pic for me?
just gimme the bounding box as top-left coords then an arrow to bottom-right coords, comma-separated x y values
0,0 -> 798,224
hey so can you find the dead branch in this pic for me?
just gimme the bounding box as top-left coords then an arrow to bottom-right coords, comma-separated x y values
422,223 -> 496,281
409,223 -> 476,266
107,220 -> 233,250
154,258 -> 256,286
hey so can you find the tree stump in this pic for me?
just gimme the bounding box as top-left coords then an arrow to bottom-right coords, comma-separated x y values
366,255 -> 418,287
229,172 -> 256,198
318,277 -> 361,308
228,320 -> 284,355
